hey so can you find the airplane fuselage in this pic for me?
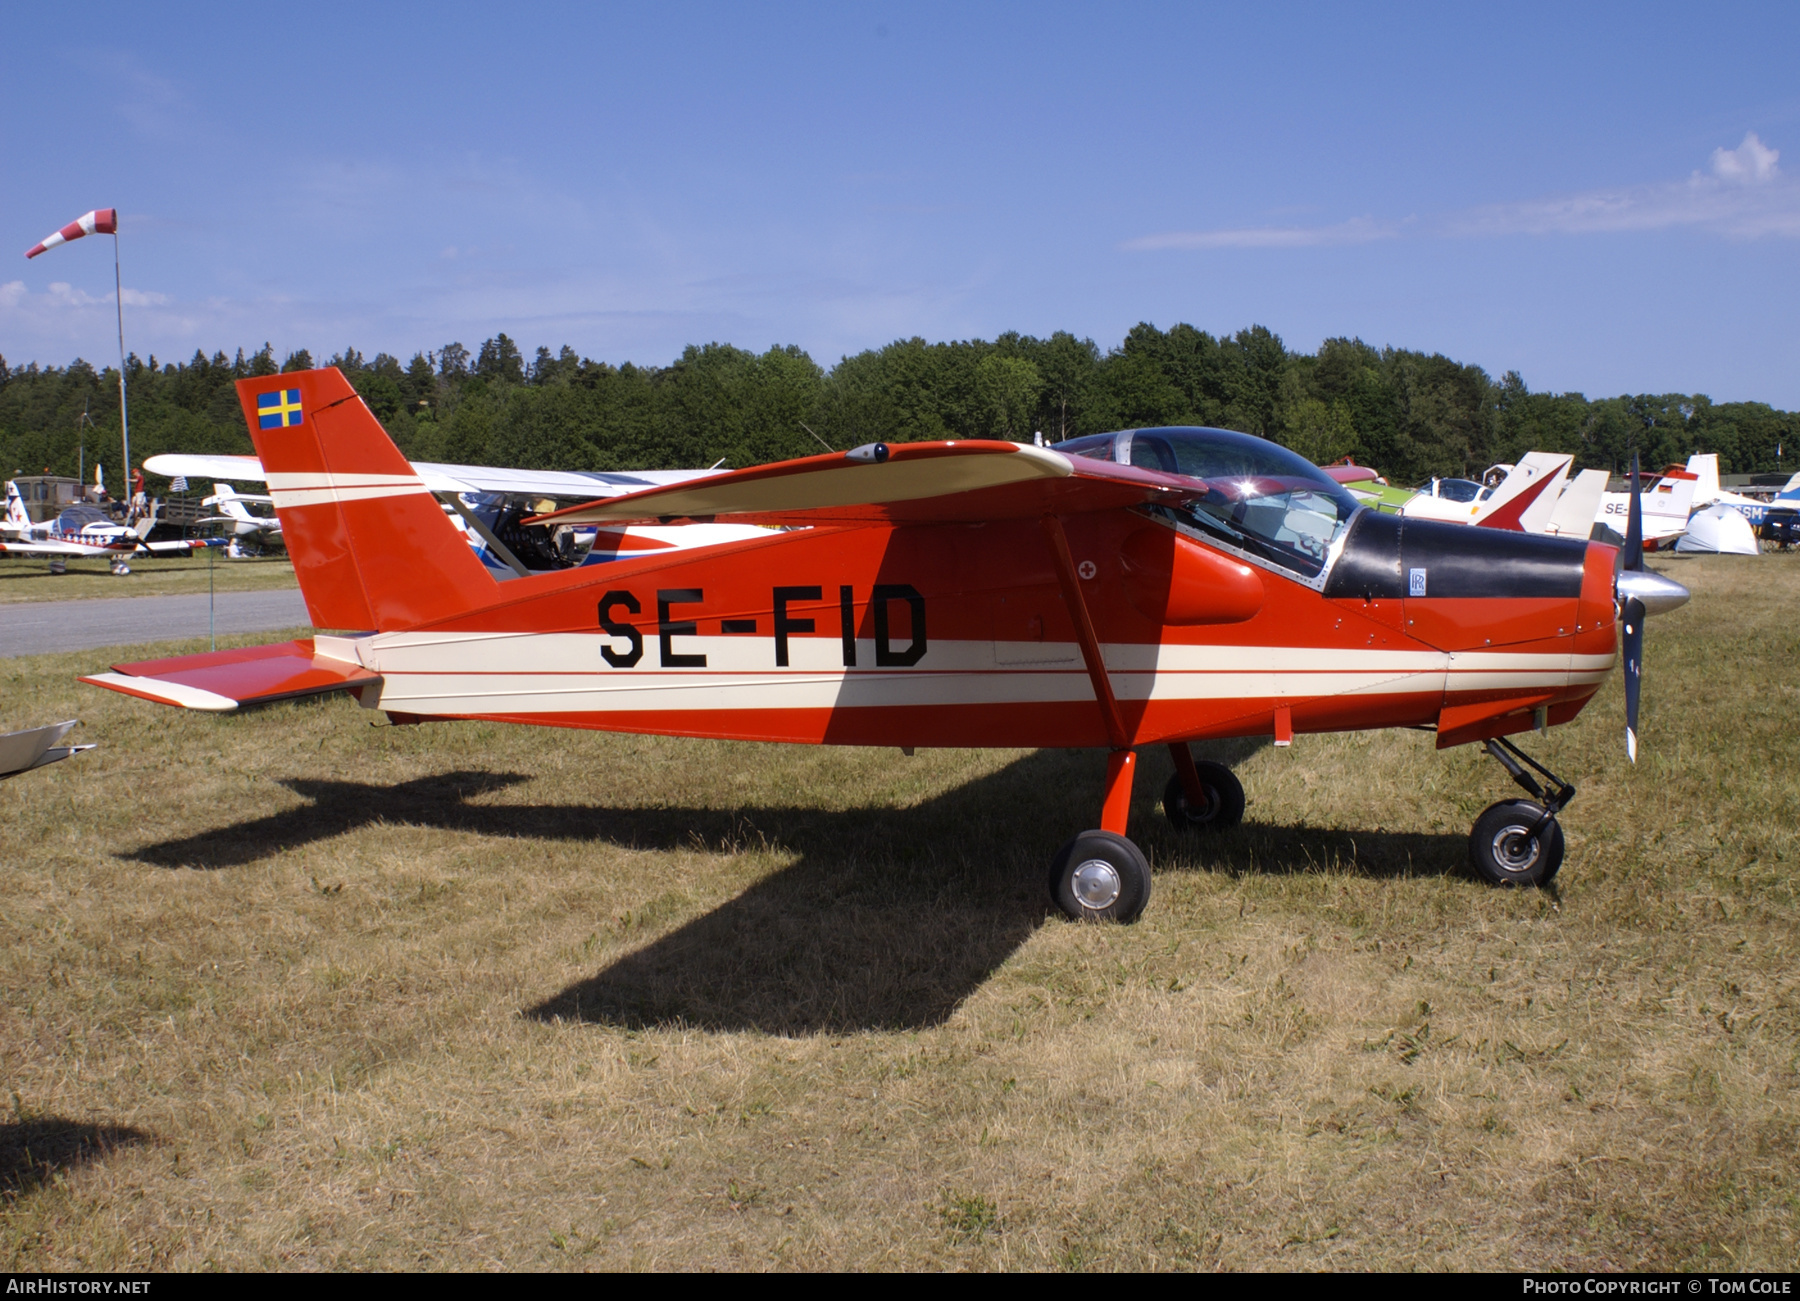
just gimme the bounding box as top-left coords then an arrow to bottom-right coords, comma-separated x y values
343,508 -> 1618,753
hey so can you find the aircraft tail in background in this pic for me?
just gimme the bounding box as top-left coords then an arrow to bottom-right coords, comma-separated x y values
1544,469 -> 1609,538
236,369 -> 499,631
3,481 -> 30,534
1473,453 -> 1572,531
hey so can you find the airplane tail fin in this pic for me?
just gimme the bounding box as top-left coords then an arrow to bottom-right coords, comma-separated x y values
212,484 -> 254,523
1684,452 -> 1722,505
1546,468 -> 1608,537
235,369 -> 496,631
4,481 -> 29,532
1474,452 -> 1571,531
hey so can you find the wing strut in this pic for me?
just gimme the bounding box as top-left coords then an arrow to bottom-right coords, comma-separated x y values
1040,515 -> 1129,750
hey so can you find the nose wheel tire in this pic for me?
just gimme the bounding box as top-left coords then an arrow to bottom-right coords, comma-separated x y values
1468,800 -> 1565,888
1163,762 -> 1245,833
1049,830 -> 1151,923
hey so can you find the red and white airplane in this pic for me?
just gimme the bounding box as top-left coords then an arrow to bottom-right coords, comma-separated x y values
2,478 -> 222,570
82,369 -> 1689,921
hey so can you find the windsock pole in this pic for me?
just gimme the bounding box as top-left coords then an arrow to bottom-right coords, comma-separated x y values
111,229 -> 131,508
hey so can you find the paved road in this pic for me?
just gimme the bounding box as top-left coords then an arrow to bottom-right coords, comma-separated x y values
0,589 -> 312,658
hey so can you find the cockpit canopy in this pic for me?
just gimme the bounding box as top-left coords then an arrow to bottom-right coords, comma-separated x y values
1053,426 -> 1361,578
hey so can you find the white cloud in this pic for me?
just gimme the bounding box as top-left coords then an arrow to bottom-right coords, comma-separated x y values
1711,131 -> 1779,184
1122,217 -> 1397,251
1126,134 -> 1800,251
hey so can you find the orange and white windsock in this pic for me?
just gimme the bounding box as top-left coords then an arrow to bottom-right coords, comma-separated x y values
24,209 -> 117,259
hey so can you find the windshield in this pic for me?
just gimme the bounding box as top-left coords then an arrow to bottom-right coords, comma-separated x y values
1102,426 -> 1361,578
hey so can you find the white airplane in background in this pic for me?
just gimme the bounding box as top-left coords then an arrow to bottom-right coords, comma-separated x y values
201,482 -> 282,537
1401,452 -> 1574,531
145,452 -> 771,579
1682,453 -> 1773,526
1595,465 -> 1699,549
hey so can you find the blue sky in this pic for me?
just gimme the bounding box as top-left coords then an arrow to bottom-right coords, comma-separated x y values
3,2 -> 1798,404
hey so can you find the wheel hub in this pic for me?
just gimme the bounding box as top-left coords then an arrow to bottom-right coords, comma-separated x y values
1490,824 -> 1542,875
1070,859 -> 1122,910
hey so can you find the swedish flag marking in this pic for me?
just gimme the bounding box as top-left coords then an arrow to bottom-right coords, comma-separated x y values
257,389 -> 304,429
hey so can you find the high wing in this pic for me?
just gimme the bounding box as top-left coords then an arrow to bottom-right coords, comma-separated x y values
530,441 -> 1204,527
144,452 -> 724,500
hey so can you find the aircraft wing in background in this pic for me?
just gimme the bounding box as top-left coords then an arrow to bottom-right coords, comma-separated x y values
144,453 -> 725,500
0,537 -> 132,558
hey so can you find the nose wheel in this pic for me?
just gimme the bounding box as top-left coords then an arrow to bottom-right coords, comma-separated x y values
1162,744 -> 1245,832
1470,737 -> 1573,888
1049,830 -> 1152,923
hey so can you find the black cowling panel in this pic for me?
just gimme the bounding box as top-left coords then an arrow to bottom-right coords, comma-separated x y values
1324,510 -> 1404,599
1324,510 -> 1586,600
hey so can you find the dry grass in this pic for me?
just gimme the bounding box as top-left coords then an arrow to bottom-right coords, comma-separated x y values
0,555 -> 296,604
1,555 -> 1795,1270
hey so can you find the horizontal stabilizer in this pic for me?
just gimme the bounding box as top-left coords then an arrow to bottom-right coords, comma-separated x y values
531,441 -> 1202,527
81,638 -> 379,713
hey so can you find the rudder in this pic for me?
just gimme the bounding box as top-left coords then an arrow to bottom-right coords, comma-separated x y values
236,368 -> 495,630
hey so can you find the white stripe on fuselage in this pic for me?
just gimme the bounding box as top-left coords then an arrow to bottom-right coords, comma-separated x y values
346,632 -> 1610,716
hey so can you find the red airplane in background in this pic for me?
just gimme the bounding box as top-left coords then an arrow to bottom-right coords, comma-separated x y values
81,369 -> 1688,921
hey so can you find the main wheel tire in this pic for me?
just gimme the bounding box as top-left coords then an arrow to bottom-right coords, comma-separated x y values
1163,761 -> 1245,833
1468,800 -> 1565,887
1049,830 -> 1152,923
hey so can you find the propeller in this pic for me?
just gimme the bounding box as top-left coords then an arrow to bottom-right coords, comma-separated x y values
1622,452 -> 1644,761
1611,451 -> 1690,763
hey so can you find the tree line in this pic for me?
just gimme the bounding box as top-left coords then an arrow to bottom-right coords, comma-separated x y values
2,325 -> 1794,489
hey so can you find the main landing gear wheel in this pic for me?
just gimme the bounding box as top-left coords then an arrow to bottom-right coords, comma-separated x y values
1468,800 -> 1565,888
1162,762 -> 1245,833
1049,830 -> 1151,924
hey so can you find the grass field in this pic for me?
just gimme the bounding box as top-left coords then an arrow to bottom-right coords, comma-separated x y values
2,555 -> 1795,1270
0,555 -> 296,604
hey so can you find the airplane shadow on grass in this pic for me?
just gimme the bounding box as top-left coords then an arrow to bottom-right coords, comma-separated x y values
127,742 -> 1468,1034
1,1119 -> 151,1198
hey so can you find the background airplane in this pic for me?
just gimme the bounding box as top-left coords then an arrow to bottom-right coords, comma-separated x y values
199,483 -> 283,539
4,478 -> 223,571
1682,452 -> 1771,525
146,452 -> 767,579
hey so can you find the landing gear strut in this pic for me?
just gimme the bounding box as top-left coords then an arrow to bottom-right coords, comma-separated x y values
1469,737 -> 1574,888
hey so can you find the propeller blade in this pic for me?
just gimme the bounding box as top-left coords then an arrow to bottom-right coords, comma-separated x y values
1623,451 -> 1644,571
1623,595 -> 1645,763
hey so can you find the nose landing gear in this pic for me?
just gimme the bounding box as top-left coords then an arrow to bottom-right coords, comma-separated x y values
1162,742 -> 1245,833
1469,737 -> 1574,887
